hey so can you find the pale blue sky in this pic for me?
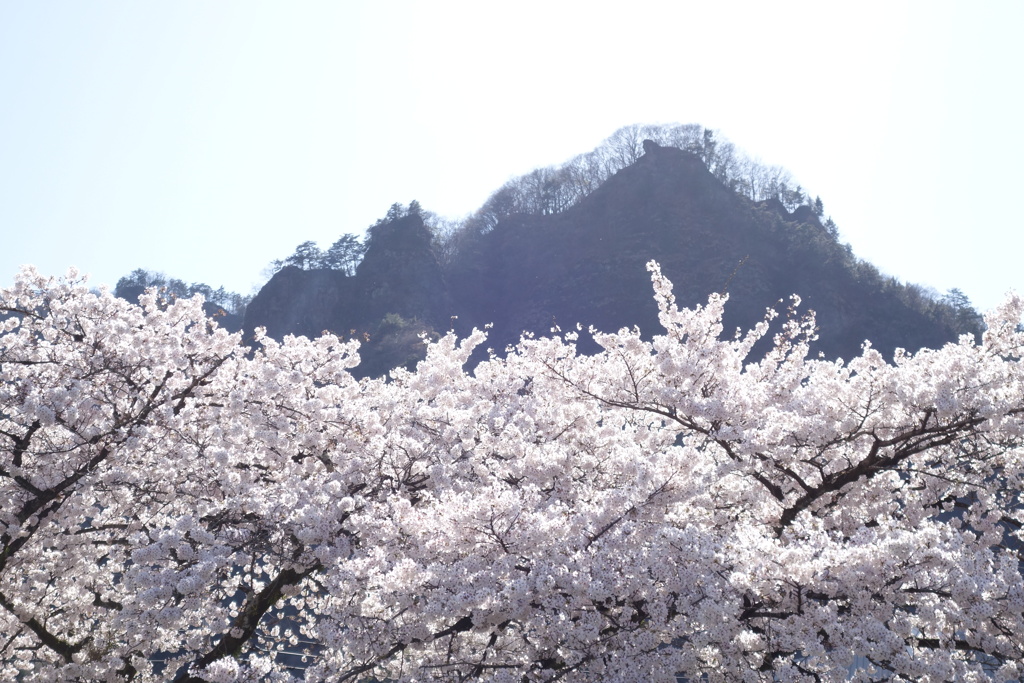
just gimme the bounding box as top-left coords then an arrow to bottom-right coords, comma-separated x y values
1,1 -> 1021,312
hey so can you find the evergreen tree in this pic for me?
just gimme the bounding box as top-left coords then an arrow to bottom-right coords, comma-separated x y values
323,234 -> 366,276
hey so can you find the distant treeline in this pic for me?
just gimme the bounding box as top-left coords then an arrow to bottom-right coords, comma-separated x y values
113,269 -> 251,320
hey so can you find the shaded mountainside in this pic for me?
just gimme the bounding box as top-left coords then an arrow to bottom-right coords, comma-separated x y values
246,143 -> 968,375
246,211 -> 452,377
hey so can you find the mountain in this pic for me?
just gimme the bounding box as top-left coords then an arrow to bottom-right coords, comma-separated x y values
245,209 -> 452,377
245,140 -> 971,375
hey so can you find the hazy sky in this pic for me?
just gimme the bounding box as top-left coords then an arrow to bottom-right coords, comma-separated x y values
2,1 -> 1022,312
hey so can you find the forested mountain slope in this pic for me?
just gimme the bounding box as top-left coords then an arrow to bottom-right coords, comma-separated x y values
446,141 -> 962,360
245,136 -> 971,375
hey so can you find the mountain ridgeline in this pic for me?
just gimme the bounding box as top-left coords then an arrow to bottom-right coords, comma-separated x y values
244,128 -> 980,377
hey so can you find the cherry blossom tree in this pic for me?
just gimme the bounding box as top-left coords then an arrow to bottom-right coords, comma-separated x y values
1,264 -> 1023,682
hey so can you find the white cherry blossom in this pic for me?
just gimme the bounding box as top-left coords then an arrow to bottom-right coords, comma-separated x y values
0,263 -> 1022,681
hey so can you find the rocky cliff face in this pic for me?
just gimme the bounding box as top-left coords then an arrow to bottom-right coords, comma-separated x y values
245,144 -> 964,375
244,267 -> 357,341
355,212 -> 452,330
244,212 -> 451,377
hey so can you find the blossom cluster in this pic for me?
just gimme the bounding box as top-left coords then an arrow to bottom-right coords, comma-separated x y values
1,264 -> 1022,682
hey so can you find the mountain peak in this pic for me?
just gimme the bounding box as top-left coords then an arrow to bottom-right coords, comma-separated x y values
246,131 -> 969,375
